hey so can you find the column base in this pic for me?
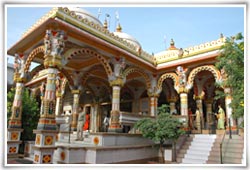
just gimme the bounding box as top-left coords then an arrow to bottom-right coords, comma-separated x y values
33,146 -> 57,164
7,128 -> 24,157
33,130 -> 58,164
37,118 -> 57,130
108,128 -> 123,133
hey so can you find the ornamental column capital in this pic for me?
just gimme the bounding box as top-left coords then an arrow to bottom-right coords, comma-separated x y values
109,77 -> 124,87
177,85 -> 189,94
147,92 -> 160,98
168,97 -> 179,103
71,89 -> 80,94
13,73 -> 27,83
43,29 -> 67,69
205,98 -> 214,104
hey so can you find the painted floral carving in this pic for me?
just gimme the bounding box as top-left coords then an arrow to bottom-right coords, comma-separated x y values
42,154 -> 51,163
11,132 -> 18,140
44,136 -> 53,145
93,137 -> 99,145
60,151 -> 66,161
35,135 -> 41,145
9,147 -> 17,153
34,155 -> 39,163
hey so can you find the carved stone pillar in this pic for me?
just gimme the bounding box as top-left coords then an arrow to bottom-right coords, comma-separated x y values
168,97 -> 178,114
108,78 -> 123,132
71,90 -> 80,131
176,66 -> 189,128
194,95 -> 204,129
148,94 -> 158,116
205,99 -> 213,127
7,72 -> 25,157
180,91 -> 188,116
33,29 -> 66,164
55,88 -> 63,116
91,104 -> 98,132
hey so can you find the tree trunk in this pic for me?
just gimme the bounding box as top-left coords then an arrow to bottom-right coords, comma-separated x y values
172,141 -> 176,162
160,143 -> 164,163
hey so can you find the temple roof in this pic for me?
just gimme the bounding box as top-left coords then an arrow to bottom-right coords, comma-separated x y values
7,7 -> 225,68
113,23 -> 141,50
66,7 -> 103,27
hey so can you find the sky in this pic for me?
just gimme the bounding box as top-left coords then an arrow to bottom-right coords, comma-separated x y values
6,5 -> 245,63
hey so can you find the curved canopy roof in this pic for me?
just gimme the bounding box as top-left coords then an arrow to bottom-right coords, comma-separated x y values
113,23 -> 141,50
67,7 -> 103,26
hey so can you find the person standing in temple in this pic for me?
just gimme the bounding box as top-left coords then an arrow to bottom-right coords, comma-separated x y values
83,111 -> 90,132
216,105 -> 226,130
188,108 -> 194,129
195,108 -> 201,131
103,113 -> 110,132
76,106 -> 86,141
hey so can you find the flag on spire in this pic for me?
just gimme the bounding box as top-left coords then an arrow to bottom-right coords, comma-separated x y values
115,10 -> 119,21
97,8 -> 102,19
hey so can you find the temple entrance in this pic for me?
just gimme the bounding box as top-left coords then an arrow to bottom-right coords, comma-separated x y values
190,70 -> 226,134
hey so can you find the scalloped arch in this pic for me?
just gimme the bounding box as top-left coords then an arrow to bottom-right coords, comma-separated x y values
187,65 -> 221,88
123,66 -> 151,90
60,68 -> 74,87
157,73 -> 178,92
29,64 -> 45,78
24,46 -> 44,73
61,77 -> 68,95
65,48 -> 112,76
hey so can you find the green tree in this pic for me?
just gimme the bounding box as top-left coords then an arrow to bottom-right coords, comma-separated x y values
134,104 -> 185,163
7,88 -> 40,152
215,33 -> 244,127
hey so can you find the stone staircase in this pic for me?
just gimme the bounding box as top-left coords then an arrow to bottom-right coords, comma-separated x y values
176,133 -> 244,164
180,134 -> 216,164
207,134 -> 244,164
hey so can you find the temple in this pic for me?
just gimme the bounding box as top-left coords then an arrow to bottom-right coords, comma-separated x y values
7,7 -> 243,164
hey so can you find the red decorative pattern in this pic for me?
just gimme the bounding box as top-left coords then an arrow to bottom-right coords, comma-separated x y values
9,147 -> 17,153
42,154 -> 51,163
36,135 -> 41,145
11,132 -> 18,140
60,151 -> 66,161
44,136 -> 53,145
34,155 -> 39,163
93,137 -> 99,145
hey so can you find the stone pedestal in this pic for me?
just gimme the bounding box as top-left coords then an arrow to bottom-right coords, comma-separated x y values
33,130 -> 58,164
7,128 -> 23,157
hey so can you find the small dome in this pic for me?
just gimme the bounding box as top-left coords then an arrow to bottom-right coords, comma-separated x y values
67,7 -> 103,26
113,23 -> 141,49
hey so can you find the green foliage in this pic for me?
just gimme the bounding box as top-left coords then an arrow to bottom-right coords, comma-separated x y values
215,33 -> 244,125
7,88 -> 40,140
134,104 -> 185,162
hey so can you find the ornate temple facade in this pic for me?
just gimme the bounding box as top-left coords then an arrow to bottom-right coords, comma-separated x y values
7,7 -> 235,163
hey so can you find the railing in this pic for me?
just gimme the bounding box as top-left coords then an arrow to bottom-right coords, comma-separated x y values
220,130 -> 226,164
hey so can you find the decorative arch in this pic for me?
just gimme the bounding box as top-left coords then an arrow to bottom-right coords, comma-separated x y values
60,68 -> 74,87
65,48 -> 112,76
29,64 -> 45,78
121,85 -> 135,100
81,65 -> 107,86
123,66 -> 151,90
24,46 -> 44,73
85,76 -> 111,98
157,73 -> 178,92
61,77 -> 68,95
187,65 -> 221,88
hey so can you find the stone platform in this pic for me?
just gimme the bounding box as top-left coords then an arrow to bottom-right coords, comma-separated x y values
53,132 -> 158,164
